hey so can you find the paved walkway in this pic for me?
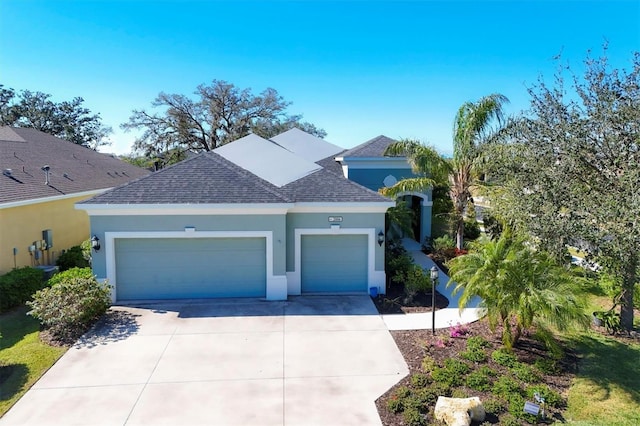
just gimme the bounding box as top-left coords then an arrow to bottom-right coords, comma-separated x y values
381,238 -> 484,331
1,296 -> 408,426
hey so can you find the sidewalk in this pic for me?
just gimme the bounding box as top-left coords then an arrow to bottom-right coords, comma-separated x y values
381,238 -> 484,331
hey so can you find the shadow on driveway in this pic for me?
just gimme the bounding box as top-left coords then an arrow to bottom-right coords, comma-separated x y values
115,294 -> 377,319
74,310 -> 141,349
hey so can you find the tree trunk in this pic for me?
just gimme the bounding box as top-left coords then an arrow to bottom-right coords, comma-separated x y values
620,254 -> 637,332
456,218 -> 464,250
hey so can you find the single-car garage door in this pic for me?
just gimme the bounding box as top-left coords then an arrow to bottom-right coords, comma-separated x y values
301,234 -> 368,293
115,237 -> 266,300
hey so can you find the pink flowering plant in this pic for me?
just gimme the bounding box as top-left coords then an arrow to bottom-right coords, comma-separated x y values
449,322 -> 470,338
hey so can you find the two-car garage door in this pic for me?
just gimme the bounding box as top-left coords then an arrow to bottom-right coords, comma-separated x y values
115,237 -> 266,300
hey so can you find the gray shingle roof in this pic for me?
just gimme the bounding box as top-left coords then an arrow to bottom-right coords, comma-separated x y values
80,132 -> 394,206
80,152 -> 292,204
0,127 -> 150,204
339,135 -> 397,158
282,168 -> 391,203
315,151 -> 346,175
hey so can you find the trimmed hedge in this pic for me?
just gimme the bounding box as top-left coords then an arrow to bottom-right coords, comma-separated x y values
0,267 -> 46,312
56,246 -> 90,271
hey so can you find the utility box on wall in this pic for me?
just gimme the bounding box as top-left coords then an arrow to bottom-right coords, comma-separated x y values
42,229 -> 53,249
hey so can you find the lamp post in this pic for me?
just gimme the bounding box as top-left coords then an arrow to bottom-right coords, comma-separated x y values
430,266 -> 439,335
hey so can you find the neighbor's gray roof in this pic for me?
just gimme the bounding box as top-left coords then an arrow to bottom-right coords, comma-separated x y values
339,135 -> 397,158
80,152 -> 292,204
0,127 -> 150,204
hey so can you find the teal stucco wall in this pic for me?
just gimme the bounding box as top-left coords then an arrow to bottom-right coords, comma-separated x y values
285,212 -> 386,272
347,167 -> 416,192
89,214 -> 287,279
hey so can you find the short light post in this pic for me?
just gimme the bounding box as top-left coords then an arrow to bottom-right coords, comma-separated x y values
430,266 -> 439,335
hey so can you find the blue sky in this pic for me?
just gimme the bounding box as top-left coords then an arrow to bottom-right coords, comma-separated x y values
1,0 -> 638,155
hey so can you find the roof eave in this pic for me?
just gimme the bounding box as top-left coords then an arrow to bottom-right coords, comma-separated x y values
76,203 -> 295,216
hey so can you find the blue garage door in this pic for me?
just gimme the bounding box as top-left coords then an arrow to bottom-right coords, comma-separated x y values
301,234 -> 368,293
115,237 -> 266,300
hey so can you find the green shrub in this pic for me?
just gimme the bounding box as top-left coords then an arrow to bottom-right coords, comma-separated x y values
492,376 -> 523,398
510,362 -> 541,384
444,358 -> 471,375
451,389 -> 469,398
431,359 -> 470,387
411,372 -> 431,388
463,219 -> 481,241
526,384 -> 564,408
402,408 -> 426,426
47,267 -> 95,287
433,235 -> 455,252
387,251 -> 414,287
393,385 -> 411,399
491,348 -> 518,367
27,274 -> 111,339
461,348 -> 488,363
404,264 -> 432,297
413,387 -> 440,406
498,413 -> 521,426
482,397 -> 506,415
403,395 -> 428,413
0,267 -> 45,312
465,369 -> 492,391
506,393 -> 526,419
386,396 -> 404,414
466,335 -> 491,351
56,246 -> 90,271
421,355 -> 436,373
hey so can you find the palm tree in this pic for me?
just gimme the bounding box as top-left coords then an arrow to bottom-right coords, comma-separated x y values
382,94 -> 509,249
447,233 -> 589,351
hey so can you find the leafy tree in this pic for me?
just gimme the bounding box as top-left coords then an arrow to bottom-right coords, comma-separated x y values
448,233 -> 589,350
122,80 -> 326,163
382,94 -> 509,249
486,46 -> 639,331
0,85 -> 112,150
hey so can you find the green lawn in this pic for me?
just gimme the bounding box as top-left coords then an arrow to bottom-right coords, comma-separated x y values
565,331 -> 640,425
0,306 -> 66,417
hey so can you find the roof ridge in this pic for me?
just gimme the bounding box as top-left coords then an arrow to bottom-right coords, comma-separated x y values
340,135 -> 397,158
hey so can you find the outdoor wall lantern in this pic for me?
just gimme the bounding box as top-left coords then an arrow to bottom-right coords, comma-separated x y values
91,235 -> 101,252
377,231 -> 385,246
430,266 -> 439,335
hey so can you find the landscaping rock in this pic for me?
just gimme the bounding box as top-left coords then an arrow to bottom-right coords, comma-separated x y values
434,396 -> 485,426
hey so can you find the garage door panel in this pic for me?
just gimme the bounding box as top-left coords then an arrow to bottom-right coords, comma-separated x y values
115,238 -> 266,300
301,234 -> 368,293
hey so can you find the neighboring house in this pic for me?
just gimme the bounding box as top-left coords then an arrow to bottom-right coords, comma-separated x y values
77,129 -> 398,301
0,126 -> 150,274
335,135 -> 433,244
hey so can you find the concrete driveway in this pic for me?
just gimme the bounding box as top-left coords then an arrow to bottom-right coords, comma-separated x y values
1,296 -> 408,426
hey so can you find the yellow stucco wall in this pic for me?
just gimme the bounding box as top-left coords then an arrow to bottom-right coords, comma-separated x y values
0,194 -> 95,274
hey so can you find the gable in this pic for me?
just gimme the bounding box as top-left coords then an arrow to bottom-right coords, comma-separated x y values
270,128 -> 344,163
214,134 -> 321,187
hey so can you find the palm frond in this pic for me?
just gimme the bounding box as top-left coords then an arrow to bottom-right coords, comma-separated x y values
379,177 -> 437,198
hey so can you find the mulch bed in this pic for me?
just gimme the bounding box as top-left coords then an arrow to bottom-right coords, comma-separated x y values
374,319 -> 577,425
373,283 -> 450,314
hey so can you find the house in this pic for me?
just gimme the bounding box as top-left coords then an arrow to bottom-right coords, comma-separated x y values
335,135 -> 433,244
77,129 -> 431,302
0,126 -> 150,274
